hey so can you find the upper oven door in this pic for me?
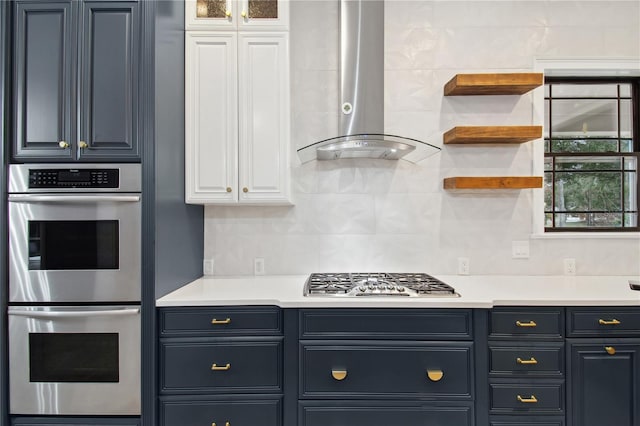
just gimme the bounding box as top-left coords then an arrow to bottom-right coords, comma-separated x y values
8,193 -> 141,302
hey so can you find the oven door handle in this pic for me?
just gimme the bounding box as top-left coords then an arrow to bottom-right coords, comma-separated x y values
8,194 -> 140,203
8,307 -> 140,318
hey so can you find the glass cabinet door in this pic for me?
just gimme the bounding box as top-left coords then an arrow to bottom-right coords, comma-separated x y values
186,0 -> 288,30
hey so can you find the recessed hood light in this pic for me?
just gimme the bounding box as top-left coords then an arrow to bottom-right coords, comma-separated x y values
297,0 -> 440,163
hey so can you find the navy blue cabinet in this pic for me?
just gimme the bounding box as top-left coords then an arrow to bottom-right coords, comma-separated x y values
12,0 -> 140,162
11,418 -> 140,425
159,306 -> 284,426
488,308 -> 566,426
298,309 -> 475,425
567,307 -> 640,426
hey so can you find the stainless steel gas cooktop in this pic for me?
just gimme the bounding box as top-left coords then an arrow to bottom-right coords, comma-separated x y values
303,272 -> 459,297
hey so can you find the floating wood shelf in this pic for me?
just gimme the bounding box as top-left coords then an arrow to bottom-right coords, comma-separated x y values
444,73 -> 543,96
443,126 -> 542,145
443,176 -> 543,190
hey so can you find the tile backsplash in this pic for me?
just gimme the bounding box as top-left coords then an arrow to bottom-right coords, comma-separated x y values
204,0 -> 640,276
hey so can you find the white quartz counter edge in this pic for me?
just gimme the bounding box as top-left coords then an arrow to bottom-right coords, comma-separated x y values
156,275 -> 640,308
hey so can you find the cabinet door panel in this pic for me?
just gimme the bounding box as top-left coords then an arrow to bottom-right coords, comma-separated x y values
568,341 -> 640,426
78,1 -> 139,160
160,398 -> 282,426
185,32 -> 238,203
238,33 -> 289,204
13,1 -> 74,160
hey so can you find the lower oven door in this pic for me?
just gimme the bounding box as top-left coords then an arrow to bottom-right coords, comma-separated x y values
8,305 -> 141,415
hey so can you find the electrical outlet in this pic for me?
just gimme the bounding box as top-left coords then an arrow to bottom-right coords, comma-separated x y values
254,258 -> 265,276
564,258 -> 576,276
203,258 -> 214,275
512,240 -> 530,259
458,257 -> 470,275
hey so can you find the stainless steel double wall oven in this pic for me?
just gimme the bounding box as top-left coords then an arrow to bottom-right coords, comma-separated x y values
7,164 -> 141,415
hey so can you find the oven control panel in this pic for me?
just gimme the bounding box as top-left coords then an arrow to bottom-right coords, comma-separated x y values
28,169 -> 119,188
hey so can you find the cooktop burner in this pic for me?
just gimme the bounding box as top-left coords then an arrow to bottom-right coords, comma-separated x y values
303,272 -> 459,297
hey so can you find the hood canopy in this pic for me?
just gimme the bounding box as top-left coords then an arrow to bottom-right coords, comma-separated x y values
297,0 -> 440,163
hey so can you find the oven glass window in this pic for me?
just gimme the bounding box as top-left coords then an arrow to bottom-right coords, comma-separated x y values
28,221 -> 119,270
29,333 -> 119,382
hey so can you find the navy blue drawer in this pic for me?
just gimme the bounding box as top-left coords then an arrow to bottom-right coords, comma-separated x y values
160,397 -> 281,426
300,401 -> 473,426
490,381 -> 565,415
490,308 -> 564,339
300,341 -> 473,399
567,307 -> 640,337
490,416 -> 565,426
159,306 -> 282,336
489,342 -> 564,377
300,309 -> 473,340
160,337 -> 282,394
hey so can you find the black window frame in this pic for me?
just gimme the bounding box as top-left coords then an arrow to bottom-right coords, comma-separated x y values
544,76 -> 640,232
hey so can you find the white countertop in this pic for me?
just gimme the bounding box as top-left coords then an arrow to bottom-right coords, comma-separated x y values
156,275 -> 640,308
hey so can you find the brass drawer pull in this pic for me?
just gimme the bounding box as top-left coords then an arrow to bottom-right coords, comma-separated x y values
516,357 -> 538,365
331,369 -> 347,381
516,320 -> 537,327
605,346 -> 616,355
517,395 -> 538,403
211,423 -> 230,426
599,318 -> 621,326
427,370 -> 444,382
211,318 -> 231,325
211,363 -> 231,371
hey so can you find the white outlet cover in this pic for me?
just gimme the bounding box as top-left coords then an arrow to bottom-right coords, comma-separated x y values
512,240 -> 530,259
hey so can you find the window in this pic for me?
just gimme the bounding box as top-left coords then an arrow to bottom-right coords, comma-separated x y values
544,77 -> 639,231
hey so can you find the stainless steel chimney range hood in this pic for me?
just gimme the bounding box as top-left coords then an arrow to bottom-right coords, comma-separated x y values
297,0 -> 440,163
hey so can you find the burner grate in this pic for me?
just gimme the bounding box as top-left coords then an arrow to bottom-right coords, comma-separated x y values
304,272 -> 457,297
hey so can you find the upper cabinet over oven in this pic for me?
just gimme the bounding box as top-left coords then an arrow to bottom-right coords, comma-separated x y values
185,0 -> 289,31
11,0 -> 141,162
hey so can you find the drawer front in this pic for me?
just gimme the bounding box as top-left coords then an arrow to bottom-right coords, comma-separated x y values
160,398 -> 281,426
300,341 -> 473,399
300,402 -> 473,426
160,338 -> 282,394
490,309 -> 564,339
490,416 -> 565,426
489,343 -> 564,377
159,306 -> 282,336
300,309 -> 473,340
567,307 -> 640,337
490,382 -> 564,414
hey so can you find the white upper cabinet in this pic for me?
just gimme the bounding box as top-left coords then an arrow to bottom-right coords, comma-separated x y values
185,0 -> 289,31
185,32 -> 291,205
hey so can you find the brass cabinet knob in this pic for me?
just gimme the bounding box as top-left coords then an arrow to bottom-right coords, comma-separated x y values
58,140 -> 70,149
241,10 -> 247,18
78,141 -> 88,149
427,370 -> 444,382
242,187 -> 248,193
225,9 -> 231,17
331,369 -> 347,381
226,187 -> 232,193
605,346 -> 616,355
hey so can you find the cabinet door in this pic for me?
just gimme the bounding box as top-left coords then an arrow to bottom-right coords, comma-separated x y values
185,0 -> 288,31
568,340 -> 640,426
78,1 -> 140,161
185,32 -> 238,204
13,1 -> 74,161
237,33 -> 290,204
